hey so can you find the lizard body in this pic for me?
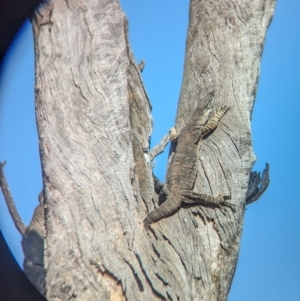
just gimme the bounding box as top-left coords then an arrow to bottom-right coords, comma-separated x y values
144,92 -> 231,227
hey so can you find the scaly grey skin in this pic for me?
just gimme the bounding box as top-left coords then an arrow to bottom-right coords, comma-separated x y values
144,92 -> 232,227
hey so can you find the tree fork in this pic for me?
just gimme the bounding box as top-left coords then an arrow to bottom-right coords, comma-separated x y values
31,0 -> 276,300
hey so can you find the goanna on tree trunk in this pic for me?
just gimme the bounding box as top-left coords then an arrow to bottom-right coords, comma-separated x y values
29,0 -> 276,300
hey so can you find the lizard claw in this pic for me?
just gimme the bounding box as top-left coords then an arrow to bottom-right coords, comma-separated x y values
215,194 -> 235,211
216,106 -> 230,115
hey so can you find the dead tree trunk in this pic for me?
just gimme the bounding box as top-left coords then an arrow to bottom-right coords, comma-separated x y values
31,0 -> 276,300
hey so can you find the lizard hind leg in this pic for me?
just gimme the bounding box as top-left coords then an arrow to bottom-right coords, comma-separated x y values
152,173 -> 169,205
181,190 -> 234,211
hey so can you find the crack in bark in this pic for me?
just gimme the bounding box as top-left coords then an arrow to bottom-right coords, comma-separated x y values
228,0 -> 247,25
89,260 -> 125,299
222,124 -> 241,159
152,243 -> 162,259
155,272 -> 169,286
166,291 -> 175,301
199,157 -> 214,195
134,252 -> 167,301
123,259 -> 144,292
161,234 -> 188,274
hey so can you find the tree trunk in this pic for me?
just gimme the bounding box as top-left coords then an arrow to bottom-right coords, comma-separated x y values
31,0 -> 276,300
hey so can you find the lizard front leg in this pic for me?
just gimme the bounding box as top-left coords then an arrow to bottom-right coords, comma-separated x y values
201,105 -> 230,137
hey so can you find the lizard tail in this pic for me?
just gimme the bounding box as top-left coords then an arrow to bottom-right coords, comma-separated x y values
143,192 -> 181,227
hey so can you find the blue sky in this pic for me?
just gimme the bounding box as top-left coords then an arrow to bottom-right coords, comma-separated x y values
0,0 -> 299,300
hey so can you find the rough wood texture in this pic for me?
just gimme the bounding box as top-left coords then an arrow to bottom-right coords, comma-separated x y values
33,1 -> 153,300
32,0 -> 276,300
161,0 -> 276,299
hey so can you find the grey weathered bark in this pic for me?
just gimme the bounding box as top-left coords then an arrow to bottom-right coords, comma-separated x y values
30,0 -> 276,300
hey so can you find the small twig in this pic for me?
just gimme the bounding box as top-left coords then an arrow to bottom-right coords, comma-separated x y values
149,133 -> 170,161
149,128 -> 178,161
0,161 -> 26,236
